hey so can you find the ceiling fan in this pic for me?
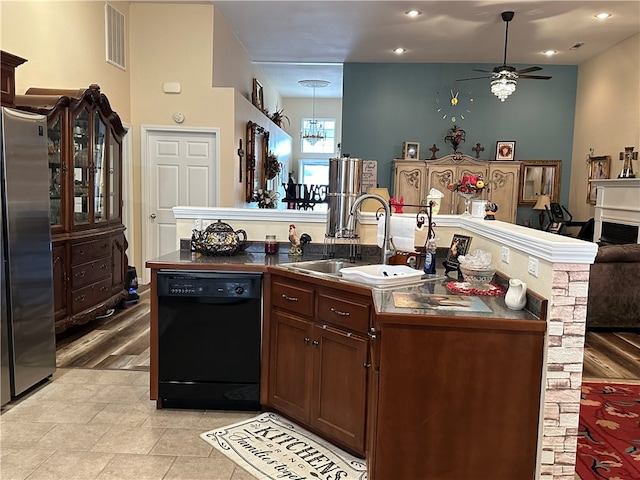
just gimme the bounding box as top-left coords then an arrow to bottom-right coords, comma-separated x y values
457,11 -> 552,102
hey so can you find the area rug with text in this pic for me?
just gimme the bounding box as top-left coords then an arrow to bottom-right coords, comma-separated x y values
201,412 -> 367,480
576,381 -> 640,479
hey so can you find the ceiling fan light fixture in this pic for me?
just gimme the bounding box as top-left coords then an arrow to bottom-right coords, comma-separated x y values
393,47 -> 406,54
543,50 -> 557,56
594,12 -> 611,20
405,9 -> 421,17
491,70 -> 518,102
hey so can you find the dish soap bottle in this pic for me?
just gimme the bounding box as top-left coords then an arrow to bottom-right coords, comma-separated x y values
423,238 -> 437,275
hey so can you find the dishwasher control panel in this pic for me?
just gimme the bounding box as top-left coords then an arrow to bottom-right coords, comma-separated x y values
157,271 -> 261,299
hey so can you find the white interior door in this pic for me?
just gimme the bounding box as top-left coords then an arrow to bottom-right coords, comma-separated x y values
142,126 -> 219,282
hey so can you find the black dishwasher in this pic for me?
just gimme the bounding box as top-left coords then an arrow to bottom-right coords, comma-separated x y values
157,270 -> 262,410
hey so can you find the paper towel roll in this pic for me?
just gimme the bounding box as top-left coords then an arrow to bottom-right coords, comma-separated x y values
377,214 -> 415,252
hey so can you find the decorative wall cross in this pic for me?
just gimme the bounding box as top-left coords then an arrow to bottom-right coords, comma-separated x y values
429,144 -> 439,160
472,143 -> 485,159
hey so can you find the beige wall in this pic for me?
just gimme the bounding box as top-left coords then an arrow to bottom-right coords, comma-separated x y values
0,0 -> 131,121
569,33 -> 640,223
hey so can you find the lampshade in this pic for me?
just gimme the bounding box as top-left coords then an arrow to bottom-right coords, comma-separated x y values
360,188 -> 390,212
532,194 -> 551,211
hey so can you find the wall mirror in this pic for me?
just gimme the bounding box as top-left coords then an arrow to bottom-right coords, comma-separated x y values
518,160 -> 562,205
245,121 -> 270,202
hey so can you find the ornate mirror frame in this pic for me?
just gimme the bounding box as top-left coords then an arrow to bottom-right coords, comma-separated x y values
518,160 -> 562,205
245,121 -> 270,202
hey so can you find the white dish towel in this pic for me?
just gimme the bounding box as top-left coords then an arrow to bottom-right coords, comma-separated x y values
376,214 -> 416,253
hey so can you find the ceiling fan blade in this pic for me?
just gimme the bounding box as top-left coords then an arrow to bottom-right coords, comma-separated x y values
456,75 -> 492,81
516,66 -> 542,74
472,68 -> 493,73
519,74 -> 552,80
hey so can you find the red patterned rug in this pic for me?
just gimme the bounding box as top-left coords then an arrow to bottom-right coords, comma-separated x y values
576,381 -> 640,479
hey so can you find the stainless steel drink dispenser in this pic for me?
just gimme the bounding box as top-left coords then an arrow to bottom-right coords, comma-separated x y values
326,155 -> 363,237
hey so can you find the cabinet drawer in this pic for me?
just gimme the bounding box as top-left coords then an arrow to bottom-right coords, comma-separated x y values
71,238 -> 111,265
72,277 -> 112,314
317,292 -> 370,334
271,278 -> 315,317
71,256 -> 111,289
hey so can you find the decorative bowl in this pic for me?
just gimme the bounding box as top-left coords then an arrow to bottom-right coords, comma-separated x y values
459,265 -> 496,290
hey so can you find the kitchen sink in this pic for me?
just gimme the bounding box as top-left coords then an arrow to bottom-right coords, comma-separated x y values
283,259 -> 350,276
283,259 -> 426,288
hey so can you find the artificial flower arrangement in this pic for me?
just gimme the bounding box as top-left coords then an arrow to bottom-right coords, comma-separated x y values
252,188 -> 279,209
447,174 -> 487,194
445,124 -> 466,151
265,152 -> 281,180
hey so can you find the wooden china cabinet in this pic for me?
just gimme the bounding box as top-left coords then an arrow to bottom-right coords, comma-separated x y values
15,85 -> 128,334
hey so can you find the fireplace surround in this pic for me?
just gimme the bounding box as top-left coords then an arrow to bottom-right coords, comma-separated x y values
591,178 -> 640,244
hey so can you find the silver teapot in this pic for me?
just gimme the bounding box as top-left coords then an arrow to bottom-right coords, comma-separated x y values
191,220 -> 248,256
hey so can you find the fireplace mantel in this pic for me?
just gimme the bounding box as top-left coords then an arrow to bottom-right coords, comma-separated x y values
592,178 -> 640,243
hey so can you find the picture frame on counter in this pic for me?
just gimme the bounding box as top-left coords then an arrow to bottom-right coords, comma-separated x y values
496,141 -> 516,160
445,234 -> 472,269
402,141 -> 420,160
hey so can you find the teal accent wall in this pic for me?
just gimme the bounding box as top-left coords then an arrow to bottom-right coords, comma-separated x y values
342,63 -> 578,225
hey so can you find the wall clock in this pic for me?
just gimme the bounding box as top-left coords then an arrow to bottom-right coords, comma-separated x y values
435,88 -> 474,123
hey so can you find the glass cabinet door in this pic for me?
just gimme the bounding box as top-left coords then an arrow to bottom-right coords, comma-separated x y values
73,109 -> 90,224
93,111 -> 106,223
109,135 -> 121,221
48,113 -> 63,228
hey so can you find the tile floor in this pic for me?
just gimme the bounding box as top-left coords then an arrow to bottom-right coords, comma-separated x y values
0,369 -> 260,480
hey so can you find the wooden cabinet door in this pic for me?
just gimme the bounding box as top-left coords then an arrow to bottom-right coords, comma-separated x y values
391,160 -> 425,213
311,324 -> 368,455
268,310 -> 313,424
488,162 -> 520,223
426,165 -> 456,214
51,243 -> 68,322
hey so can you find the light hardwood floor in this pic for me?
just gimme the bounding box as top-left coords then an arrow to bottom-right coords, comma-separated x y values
55,287 -> 151,371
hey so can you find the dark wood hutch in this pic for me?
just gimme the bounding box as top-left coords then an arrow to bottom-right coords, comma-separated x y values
15,84 -> 128,333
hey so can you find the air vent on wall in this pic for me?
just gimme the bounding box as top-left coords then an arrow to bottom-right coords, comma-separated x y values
570,42 -> 586,50
105,2 -> 126,70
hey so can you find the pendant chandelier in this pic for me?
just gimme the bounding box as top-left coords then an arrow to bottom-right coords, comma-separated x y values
299,79 -> 330,145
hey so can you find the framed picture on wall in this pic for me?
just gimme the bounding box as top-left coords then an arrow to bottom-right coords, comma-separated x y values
402,141 -> 420,160
496,141 -> 516,160
586,155 -> 611,205
252,78 -> 264,112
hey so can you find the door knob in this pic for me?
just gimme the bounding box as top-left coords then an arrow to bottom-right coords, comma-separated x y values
150,213 -> 157,219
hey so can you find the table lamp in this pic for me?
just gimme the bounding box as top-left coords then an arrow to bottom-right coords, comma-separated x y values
532,194 -> 551,228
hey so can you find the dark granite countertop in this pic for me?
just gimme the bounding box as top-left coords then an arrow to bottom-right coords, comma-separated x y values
146,245 -> 545,325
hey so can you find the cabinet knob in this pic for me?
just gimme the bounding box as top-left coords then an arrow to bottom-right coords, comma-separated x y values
364,363 -> 371,368
303,337 -> 310,344
312,340 -> 319,347
150,213 -> 157,219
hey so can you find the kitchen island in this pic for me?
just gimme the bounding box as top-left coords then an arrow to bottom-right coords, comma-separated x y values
147,249 -> 547,479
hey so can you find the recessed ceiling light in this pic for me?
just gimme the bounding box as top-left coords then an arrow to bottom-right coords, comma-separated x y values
393,48 -> 406,55
594,12 -> 611,19
405,10 -> 422,17
543,50 -> 557,56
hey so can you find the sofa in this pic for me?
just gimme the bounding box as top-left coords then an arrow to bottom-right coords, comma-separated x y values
586,243 -> 640,329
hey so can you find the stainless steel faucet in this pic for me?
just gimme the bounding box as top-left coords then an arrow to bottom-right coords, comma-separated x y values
350,193 -> 395,264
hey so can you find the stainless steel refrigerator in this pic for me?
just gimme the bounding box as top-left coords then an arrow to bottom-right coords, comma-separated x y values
1,106 -> 56,406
